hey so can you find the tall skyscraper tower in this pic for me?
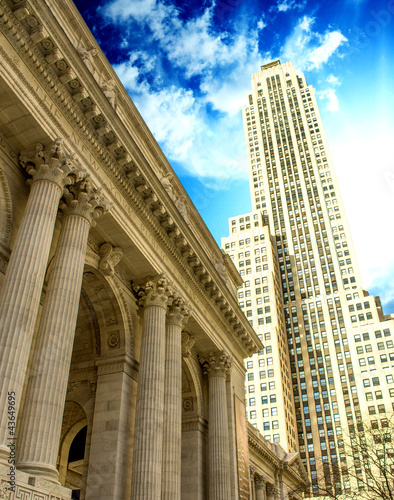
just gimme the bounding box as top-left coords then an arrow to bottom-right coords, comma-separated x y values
221,60 -> 394,497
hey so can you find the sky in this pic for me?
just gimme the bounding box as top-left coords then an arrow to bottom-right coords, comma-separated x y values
74,0 -> 394,314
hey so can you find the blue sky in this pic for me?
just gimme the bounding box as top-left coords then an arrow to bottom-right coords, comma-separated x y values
75,0 -> 394,314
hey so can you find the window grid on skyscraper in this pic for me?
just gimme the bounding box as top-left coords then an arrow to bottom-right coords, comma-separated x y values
222,60 -> 394,498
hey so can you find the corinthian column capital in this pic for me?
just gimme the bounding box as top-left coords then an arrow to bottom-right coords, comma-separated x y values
255,475 -> 268,489
134,274 -> 174,309
20,138 -> 84,190
60,177 -> 111,225
199,350 -> 232,378
167,294 -> 191,328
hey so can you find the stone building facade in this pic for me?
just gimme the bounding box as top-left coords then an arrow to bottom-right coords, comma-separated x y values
0,0 -> 307,498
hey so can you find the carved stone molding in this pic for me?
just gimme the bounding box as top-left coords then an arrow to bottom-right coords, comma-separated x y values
133,274 -> 174,309
60,177 -> 111,225
199,351 -> 232,378
68,368 -> 97,384
107,331 -> 120,349
266,483 -> 276,495
19,138 -> 85,190
0,480 -> 9,499
181,332 -> 195,358
96,355 -> 138,381
167,294 -> 191,328
182,398 -> 193,412
0,0 -> 260,359
255,475 -> 268,489
101,79 -> 117,109
181,417 -> 208,434
98,242 -> 123,276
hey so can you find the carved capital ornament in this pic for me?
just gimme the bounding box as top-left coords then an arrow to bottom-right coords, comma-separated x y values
19,138 -> 84,190
60,177 -> 111,225
199,350 -> 231,378
134,274 -> 174,309
167,294 -> 191,328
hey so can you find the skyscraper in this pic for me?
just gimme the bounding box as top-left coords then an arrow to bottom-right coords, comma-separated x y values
221,60 -> 394,496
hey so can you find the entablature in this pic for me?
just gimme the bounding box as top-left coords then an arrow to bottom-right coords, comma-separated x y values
0,0 -> 262,358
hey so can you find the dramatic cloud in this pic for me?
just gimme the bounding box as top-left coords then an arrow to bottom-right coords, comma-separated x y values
102,1 -> 348,186
280,16 -> 347,71
308,31 -> 348,68
114,56 -> 249,182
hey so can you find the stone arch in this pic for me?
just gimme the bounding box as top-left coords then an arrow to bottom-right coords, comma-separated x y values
83,250 -> 134,357
183,356 -> 205,419
78,267 -> 130,358
0,164 -> 12,250
58,402 -> 88,487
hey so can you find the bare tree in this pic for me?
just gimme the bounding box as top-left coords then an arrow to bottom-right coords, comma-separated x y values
291,414 -> 394,500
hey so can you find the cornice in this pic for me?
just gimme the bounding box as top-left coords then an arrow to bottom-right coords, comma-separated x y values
0,0 -> 262,358
247,423 -> 309,487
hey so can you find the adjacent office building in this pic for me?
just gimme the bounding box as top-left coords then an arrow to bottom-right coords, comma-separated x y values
222,60 -> 394,496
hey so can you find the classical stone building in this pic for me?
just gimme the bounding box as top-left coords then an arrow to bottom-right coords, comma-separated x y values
0,0 -> 307,498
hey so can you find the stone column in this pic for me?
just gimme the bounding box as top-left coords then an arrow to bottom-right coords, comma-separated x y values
162,295 -> 190,500
199,351 -> 232,500
130,275 -> 173,500
255,476 -> 267,500
0,139 -> 82,462
16,178 -> 110,481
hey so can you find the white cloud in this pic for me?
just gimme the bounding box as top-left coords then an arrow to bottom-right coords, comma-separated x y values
257,17 -> 267,30
327,74 -> 341,86
280,16 -> 347,72
114,58 -> 249,182
104,0 -> 266,179
308,31 -> 348,69
318,88 -> 339,112
100,0 -> 157,21
104,2 -> 349,188
276,0 -> 307,12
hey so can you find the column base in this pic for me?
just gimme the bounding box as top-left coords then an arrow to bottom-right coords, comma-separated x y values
0,463 -> 71,499
16,462 -> 60,484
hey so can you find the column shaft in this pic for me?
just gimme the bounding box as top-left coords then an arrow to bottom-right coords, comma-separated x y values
16,213 -> 91,480
0,179 -> 62,459
130,303 -> 167,500
162,322 -> 182,500
209,374 -> 231,500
